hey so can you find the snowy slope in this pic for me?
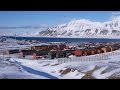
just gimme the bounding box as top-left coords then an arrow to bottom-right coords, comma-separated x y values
5,52 -> 120,79
39,16 -> 120,38
39,19 -> 102,37
0,59 -> 48,79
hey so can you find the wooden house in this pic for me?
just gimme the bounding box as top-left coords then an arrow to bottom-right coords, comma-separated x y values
111,44 -> 120,51
90,49 -> 97,55
31,45 -> 49,51
31,44 -> 67,51
58,44 -> 66,50
95,46 -> 105,53
108,46 -> 113,51
101,47 -> 107,53
20,50 -> 36,58
48,50 -> 66,59
48,45 -> 58,50
72,50 -> 82,56
105,46 -> 112,52
48,50 -> 74,59
32,51 -> 49,59
20,49 -> 49,59
5,49 -> 20,55
82,51 -> 88,56
86,47 -> 98,55
96,47 -> 102,53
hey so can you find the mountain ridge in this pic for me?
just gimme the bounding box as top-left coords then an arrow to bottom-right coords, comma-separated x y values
38,17 -> 120,38
2,16 -> 120,38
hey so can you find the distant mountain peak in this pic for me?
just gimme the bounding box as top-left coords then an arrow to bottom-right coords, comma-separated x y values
38,17 -> 120,38
2,17 -> 120,38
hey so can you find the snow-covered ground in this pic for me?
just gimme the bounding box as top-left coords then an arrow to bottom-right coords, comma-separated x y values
2,52 -> 120,79
0,58 -> 49,79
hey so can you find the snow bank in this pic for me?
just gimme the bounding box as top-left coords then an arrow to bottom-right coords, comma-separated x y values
3,50 -> 120,79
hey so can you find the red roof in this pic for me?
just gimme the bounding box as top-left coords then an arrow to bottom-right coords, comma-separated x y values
72,50 -> 82,56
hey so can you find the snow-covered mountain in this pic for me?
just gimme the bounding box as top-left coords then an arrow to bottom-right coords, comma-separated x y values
2,16 -> 120,38
38,16 -> 120,38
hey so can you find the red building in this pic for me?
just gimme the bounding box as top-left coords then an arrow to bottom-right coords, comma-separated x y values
72,50 -> 82,56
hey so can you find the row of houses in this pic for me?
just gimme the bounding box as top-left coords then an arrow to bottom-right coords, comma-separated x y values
72,44 -> 120,56
72,46 -> 112,56
4,43 -> 120,60
4,44 -> 72,59
31,44 -> 66,51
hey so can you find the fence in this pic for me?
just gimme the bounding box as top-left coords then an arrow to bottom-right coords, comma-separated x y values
58,50 -> 120,64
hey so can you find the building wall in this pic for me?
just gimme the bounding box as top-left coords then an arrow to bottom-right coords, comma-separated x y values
33,53 -> 37,60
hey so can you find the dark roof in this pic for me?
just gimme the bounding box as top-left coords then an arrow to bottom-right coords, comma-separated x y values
21,50 -> 36,55
21,50 -> 36,52
8,49 -> 20,51
8,49 -> 20,54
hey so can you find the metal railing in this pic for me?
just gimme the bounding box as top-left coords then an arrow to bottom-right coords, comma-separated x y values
58,50 -> 120,64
